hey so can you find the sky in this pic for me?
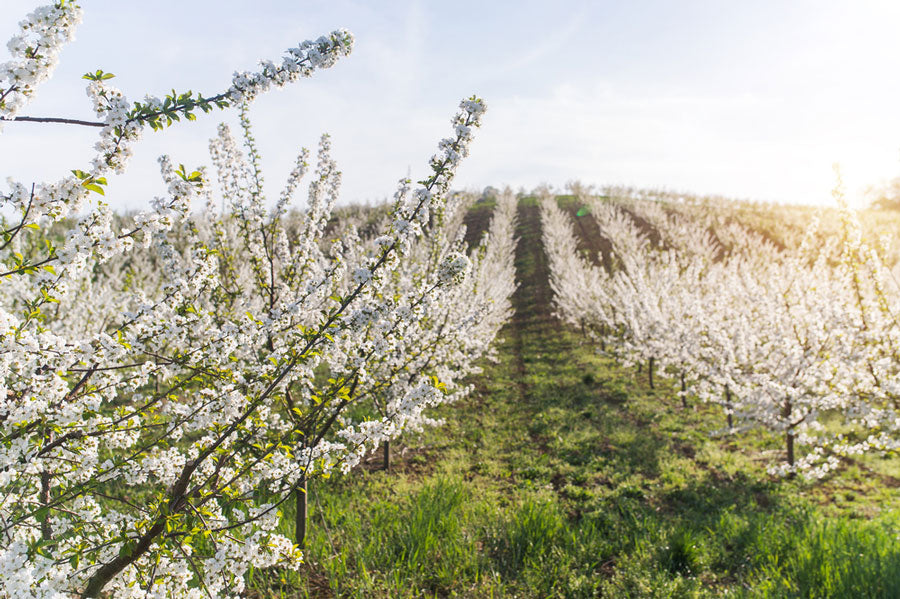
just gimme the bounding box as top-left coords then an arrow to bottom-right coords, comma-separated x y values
2,0 -> 900,211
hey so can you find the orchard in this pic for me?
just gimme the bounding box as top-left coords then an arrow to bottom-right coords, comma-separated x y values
3,2 -> 900,598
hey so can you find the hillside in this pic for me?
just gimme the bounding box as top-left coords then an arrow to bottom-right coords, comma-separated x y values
248,196 -> 900,599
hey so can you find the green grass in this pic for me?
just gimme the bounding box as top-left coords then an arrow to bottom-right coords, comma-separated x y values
247,198 -> 900,598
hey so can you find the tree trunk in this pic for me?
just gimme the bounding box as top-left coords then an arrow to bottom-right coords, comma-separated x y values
725,386 -> 733,429
648,357 -> 655,389
83,519 -> 167,597
786,431 -> 795,472
83,460 -> 196,597
783,399 -> 795,478
295,476 -> 308,547
383,440 -> 391,471
40,471 -> 52,542
680,371 -> 688,409
40,431 -> 53,542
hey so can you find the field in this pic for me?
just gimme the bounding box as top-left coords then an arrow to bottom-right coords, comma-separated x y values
244,196 -> 900,598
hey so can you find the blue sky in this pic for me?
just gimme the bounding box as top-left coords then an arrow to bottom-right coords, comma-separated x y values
2,0 -> 899,209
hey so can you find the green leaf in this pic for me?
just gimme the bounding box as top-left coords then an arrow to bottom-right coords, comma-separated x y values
82,70 -> 115,81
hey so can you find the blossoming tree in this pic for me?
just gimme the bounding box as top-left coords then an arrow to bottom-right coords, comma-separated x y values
0,2 -> 511,597
542,185 -> 900,479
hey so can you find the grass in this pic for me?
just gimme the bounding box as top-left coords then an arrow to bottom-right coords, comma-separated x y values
247,197 -> 900,598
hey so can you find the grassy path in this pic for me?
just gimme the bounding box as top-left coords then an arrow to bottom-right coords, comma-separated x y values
249,198 -> 900,599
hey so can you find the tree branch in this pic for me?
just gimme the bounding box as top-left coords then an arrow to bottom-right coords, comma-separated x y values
6,115 -> 104,127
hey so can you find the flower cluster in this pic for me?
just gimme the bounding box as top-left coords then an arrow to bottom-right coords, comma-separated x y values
0,0 -> 82,123
229,29 -> 355,103
437,251 -> 470,284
